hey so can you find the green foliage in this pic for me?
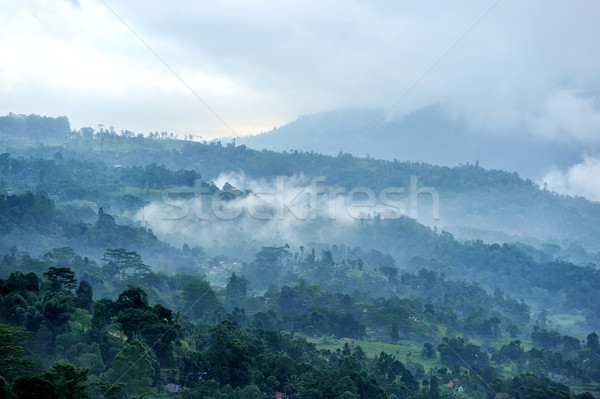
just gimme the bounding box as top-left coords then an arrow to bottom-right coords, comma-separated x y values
206,321 -> 251,388
390,323 -> 400,343
44,267 -> 77,292
437,337 -> 487,369
507,323 -> 520,339
43,361 -> 90,399
9,361 -> 90,399
0,120 -> 599,398
0,113 -> 70,143
421,342 -> 436,359
586,332 -> 599,352
225,273 -> 249,310
74,281 -> 93,311
180,275 -> 224,322
510,373 -> 572,399
0,376 -> 10,399
102,249 -> 149,281
12,375 -> 56,399
102,338 -> 156,398
0,323 -> 34,382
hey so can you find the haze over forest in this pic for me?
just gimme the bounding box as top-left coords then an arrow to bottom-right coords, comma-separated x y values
1,1 -> 600,398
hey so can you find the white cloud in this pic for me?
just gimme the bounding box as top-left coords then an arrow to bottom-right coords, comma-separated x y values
1,0 -> 600,145
532,90 -> 600,144
542,155 -> 600,202
0,0 -> 290,136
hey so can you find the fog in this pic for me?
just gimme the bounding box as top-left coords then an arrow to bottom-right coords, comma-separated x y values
136,172 -> 431,256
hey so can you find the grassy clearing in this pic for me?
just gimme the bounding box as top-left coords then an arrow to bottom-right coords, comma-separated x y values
547,313 -> 588,336
568,380 -> 599,396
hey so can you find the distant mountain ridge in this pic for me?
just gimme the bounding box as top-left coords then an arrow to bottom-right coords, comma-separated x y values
242,105 -> 581,181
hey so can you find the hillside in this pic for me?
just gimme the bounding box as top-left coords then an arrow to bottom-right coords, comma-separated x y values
0,113 -> 599,398
242,106 -> 582,181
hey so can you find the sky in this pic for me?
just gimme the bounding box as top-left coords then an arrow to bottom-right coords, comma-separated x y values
0,0 -> 599,199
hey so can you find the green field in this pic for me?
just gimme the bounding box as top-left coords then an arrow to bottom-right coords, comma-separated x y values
547,313 -> 588,337
568,380 -> 600,397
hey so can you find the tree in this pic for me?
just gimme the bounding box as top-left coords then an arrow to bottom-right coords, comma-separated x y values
74,281 -> 93,311
429,376 -> 439,399
116,286 -> 148,310
102,249 -> 149,281
225,273 -> 249,309
306,248 -> 316,264
181,276 -> 224,321
0,376 -> 10,399
44,267 -> 77,292
91,299 -> 111,330
490,317 -> 502,337
421,342 -> 436,359
0,324 -> 34,383
12,375 -> 56,399
116,305 -> 179,365
561,335 -> 581,352
321,250 -> 334,266
42,290 -> 75,335
423,303 -> 435,319
284,374 -> 306,398
95,207 -> 116,231
90,380 -> 126,399
236,384 -> 265,399
507,324 -> 519,339
206,321 -> 250,388
43,247 -> 77,268
43,361 -> 90,399
374,351 -> 418,396
380,266 -> 399,283
250,246 -> 290,288
438,337 -> 486,368
528,358 -> 548,378
390,323 -> 400,343
586,332 -> 599,353
102,338 -> 156,398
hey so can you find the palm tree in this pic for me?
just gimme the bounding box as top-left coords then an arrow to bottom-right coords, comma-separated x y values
283,375 -> 305,398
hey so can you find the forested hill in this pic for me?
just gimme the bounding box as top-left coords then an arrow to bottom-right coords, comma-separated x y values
241,106 -> 581,179
1,113 -> 600,398
1,114 -> 600,328
3,113 -> 598,253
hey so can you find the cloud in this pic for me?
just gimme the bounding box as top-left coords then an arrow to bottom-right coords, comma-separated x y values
1,0 -> 600,148
532,90 -> 600,144
542,155 -> 600,202
0,0 -> 288,136
137,172 -> 413,251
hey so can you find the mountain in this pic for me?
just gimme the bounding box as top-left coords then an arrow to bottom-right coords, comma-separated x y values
242,105 -> 582,181
1,113 -> 600,397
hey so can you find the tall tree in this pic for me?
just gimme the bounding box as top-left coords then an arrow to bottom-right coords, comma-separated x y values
429,376 -> 439,399
102,338 -> 156,398
43,267 -> 77,292
43,361 -> 90,399
74,281 -> 93,311
587,332 -> 599,353
102,249 -> 149,281
0,323 -> 34,383
390,323 -> 400,343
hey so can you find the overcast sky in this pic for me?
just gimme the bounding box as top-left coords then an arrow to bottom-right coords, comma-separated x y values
1,0 -> 599,199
